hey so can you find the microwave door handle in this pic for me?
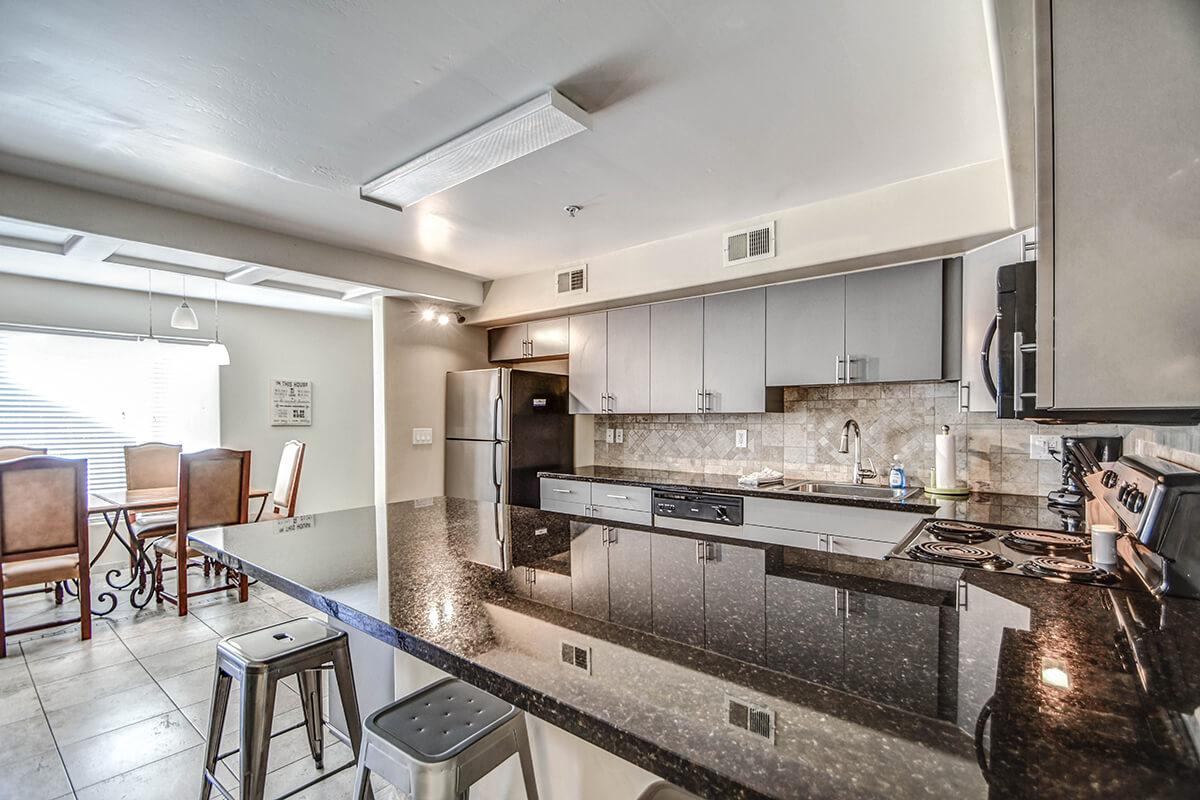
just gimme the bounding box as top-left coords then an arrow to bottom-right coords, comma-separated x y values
1013,331 -> 1024,415
980,312 -> 999,401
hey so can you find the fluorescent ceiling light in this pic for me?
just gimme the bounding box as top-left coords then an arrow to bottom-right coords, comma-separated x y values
361,89 -> 590,211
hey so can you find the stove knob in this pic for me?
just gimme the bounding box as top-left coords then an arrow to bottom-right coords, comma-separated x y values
1101,470 -> 1119,488
1130,491 -> 1146,513
1118,483 -> 1131,502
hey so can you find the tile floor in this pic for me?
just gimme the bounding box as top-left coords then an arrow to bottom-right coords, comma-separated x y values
1,569 -> 400,800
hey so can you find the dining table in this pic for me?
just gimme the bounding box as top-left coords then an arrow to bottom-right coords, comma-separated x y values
88,485 -> 271,607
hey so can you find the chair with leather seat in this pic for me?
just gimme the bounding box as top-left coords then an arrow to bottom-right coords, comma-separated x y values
261,440 -> 305,520
0,456 -> 92,658
122,443 -> 184,571
153,448 -> 251,616
0,446 -> 47,462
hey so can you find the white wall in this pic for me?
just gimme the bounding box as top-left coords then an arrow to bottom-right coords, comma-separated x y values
0,272 -> 374,518
472,159 -> 1013,324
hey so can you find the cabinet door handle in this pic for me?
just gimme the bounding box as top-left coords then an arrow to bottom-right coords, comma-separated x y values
703,391 -> 713,412
605,494 -> 628,500
846,357 -> 862,383
551,488 -> 572,494
528,567 -> 536,585
607,394 -> 615,413
697,388 -> 704,413
608,528 -> 617,545
833,587 -> 842,615
834,355 -> 845,384
696,540 -> 705,562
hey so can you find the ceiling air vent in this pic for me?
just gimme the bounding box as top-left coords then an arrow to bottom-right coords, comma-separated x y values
726,694 -> 775,743
723,221 -> 775,267
556,264 -> 587,295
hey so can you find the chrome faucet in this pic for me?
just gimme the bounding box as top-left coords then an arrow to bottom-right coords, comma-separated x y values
838,418 -> 877,485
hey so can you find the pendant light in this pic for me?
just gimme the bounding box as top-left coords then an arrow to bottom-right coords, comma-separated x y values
170,276 -> 199,330
208,284 -> 230,366
141,272 -> 159,347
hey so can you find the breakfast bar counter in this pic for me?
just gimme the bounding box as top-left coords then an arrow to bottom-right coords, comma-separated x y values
191,498 -> 1200,799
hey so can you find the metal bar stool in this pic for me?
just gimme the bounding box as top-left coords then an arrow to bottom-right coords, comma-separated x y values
200,617 -> 370,800
636,781 -> 703,799
351,676 -> 538,800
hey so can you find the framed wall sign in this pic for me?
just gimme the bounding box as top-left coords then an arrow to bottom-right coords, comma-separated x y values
271,379 -> 312,426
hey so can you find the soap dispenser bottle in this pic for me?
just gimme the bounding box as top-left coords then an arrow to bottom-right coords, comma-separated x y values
888,455 -> 907,489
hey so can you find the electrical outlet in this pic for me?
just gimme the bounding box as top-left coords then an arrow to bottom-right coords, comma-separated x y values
735,429 -> 748,448
605,428 -> 615,444
1029,434 -> 1058,460
615,429 -> 624,444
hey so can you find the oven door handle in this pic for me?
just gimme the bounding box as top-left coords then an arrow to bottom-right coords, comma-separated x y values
979,312 -> 999,401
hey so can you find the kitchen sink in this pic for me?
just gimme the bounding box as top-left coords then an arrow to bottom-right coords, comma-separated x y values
778,481 -> 923,502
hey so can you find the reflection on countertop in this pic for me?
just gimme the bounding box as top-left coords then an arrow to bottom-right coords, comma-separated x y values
191,498 -> 1200,800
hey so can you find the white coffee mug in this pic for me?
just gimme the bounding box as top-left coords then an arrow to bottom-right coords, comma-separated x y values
1091,524 -> 1119,565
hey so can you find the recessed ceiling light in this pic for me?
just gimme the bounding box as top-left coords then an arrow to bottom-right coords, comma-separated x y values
422,308 -> 436,321
361,89 -> 590,211
437,313 -> 450,326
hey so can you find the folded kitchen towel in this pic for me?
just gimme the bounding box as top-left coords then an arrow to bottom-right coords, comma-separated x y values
738,467 -> 785,487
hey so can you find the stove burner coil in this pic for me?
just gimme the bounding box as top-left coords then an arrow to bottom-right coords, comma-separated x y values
1019,555 -> 1116,584
924,520 -> 995,544
1002,529 -> 1088,553
906,541 -> 1013,570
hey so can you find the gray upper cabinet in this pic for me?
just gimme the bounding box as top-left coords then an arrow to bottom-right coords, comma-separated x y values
568,312 -> 607,414
605,306 -> 650,415
488,317 -> 568,361
488,324 -> 528,362
766,276 -> 847,386
702,289 -> 766,413
845,260 -> 944,383
649,298 -> 705,414
1036,0 -> 1200,411
529,318 -> 569,358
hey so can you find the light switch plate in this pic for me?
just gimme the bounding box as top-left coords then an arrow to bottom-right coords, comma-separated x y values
412,427 -> 433,445
615,429 -> 624,444
1029,434 -> 1057,460
605,428 -> 615,444
735,429 -> 748,448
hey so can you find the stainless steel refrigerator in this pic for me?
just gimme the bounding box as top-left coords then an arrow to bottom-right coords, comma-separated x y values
445,368 -> 573,508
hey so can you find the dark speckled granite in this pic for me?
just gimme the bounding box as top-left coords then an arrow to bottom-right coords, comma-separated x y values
192,498 -> 1200,800
541,465 -> 1070,528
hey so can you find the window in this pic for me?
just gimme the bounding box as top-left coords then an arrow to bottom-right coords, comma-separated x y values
0,330 -> 220,492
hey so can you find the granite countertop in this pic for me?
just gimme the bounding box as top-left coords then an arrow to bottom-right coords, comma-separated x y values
542,465 -> 1070,528
192,499 -> 1200,799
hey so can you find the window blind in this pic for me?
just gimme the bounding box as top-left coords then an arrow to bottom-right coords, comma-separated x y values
0,330 -> 220,493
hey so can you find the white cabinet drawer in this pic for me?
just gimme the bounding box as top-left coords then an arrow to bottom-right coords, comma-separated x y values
589,482 -> 653,513
540,478 -> 591,506
743,496 -> 921,543
590,507 -> 652,526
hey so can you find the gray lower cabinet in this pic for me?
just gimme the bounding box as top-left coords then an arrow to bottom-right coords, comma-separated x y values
568,311 -> 607,414
651,533 -> 705,647
703,541 -> 765,664
766,276 -> 847,386
570,523 -> 609,620
528,317 -> 568,358
606,528 -> 652,632
845,260 -> 944,383
702,288 -> 766,412
605,306 -> 650,415
649,298 -> 705,414
841,591 -> 940,717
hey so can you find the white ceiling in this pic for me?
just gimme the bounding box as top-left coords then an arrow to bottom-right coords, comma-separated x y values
0,0 -> 1002,280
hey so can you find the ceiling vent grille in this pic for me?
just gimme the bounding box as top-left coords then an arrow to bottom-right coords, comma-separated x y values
726,694 -> 775,743
723,221 -> 775,267
556,264 -> 587,295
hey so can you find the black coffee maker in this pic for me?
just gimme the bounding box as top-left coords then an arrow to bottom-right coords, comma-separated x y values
1048,435 -> 1124,509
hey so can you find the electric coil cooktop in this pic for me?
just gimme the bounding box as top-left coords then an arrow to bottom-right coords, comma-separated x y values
889,519 -> 1127,588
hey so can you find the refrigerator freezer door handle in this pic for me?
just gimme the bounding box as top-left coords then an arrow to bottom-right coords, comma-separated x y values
492,441 -> 503,501
493,392 -> 503,440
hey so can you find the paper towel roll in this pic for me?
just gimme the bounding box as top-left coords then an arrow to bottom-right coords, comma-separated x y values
935,430 -> 957,489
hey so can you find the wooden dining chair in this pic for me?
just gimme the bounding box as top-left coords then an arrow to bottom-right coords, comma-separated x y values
264,440 -> 306,519
153,448 -> 251,616
0,446 -> 47,462
0,456 -> 91,658
123,442 -> 182,572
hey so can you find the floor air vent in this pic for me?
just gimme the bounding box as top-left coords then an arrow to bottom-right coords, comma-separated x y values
561,642 -> 592,674
723,221 -> 775,266
726,694 -> 775,743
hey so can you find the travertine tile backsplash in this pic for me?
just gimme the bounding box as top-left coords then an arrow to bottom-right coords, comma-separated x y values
592,380 -> 1200,496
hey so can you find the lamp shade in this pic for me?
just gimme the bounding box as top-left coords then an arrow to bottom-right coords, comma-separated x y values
171,300 -> 199,330
208,342 -> 230,366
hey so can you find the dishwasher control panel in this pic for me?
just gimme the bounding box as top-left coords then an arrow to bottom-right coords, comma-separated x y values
652,489 -> 743,526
